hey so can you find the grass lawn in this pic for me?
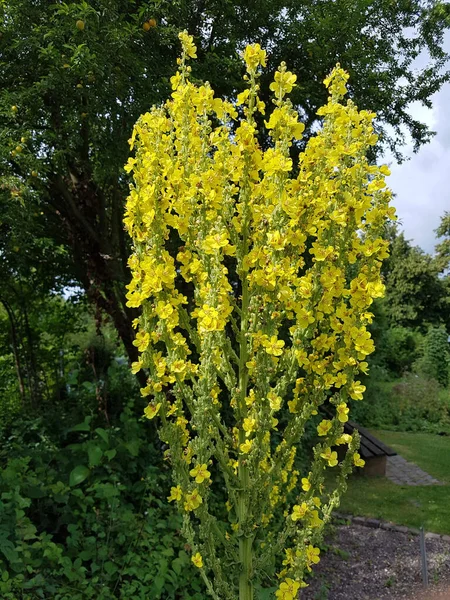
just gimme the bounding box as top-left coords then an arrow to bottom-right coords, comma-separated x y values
337,430 -> 450,535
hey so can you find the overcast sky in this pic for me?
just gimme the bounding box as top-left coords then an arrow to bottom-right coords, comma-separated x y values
385,32 -> 450,255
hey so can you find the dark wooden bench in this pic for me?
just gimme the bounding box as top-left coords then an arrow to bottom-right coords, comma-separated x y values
342,420 -> 397,476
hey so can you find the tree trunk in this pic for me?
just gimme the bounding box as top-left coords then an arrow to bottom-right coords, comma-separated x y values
0,297 -> 26,404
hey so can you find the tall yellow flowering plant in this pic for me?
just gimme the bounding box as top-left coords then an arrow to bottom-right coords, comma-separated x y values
124,32 -> 394,600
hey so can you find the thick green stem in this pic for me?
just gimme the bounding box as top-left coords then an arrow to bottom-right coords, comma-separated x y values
238,268 -> 253,600
237,71 -> 258,600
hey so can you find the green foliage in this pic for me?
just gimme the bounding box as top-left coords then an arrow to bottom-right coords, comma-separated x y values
384,232 -> 448,331
0,406 -> 203,599
435,211 -> 450,273
413,326 -> 450,388
353,372 -> 450,434
1,0 -> 449,366
378,326 -> 422,376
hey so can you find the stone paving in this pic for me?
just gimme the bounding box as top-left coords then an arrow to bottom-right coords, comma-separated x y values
386,454 -> 442,486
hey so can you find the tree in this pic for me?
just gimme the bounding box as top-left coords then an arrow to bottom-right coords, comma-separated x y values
126,34 -> 393,598
384,231 -> 449,330
1,0 -> 449,372
435,211 -> 450,273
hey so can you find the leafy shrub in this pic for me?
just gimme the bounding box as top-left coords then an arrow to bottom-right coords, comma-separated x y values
379,326 -> 422,376
0,406 -> 203,599
413,326 -> 450,388
393,374 -> 450,431
353,371 -> 450,433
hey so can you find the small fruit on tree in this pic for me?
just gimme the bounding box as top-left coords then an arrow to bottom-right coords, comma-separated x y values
143,21 -> 150,31
76,19 -> 85,31
125,31 -> 394,600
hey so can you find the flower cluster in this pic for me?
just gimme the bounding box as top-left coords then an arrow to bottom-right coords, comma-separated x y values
125,31 -> 394,599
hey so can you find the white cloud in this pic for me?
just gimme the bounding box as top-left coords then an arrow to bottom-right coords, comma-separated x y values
383,33 -> 450,255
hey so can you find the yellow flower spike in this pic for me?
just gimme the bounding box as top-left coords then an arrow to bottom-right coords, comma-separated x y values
191,552 -> 203,568
125,34 -> 393,596
243,43 -> 267,72
178,30 -> 197,59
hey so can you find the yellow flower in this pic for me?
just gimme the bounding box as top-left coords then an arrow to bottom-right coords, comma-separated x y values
133,330 -> 150,352
240,439 -> 253,454
144,403 -> 161,420
168,486 -> 183,502
306,544 -> 320,568
291,502 -> 308,522
275,578 -> 301,600
301,477 -> 311,492
336,433 -> 352,445
155,300 -> 174,320
320,448 -> 338,467
349,381 -> 366,400
353,452 -> 365,468
308,509 -> 323,529
317,419 -> 332,436
197,304 -> 224,332
171,359 -> 187,373
263,335 -> 285,356
270,69 -> 297,96
336,402 -> 349,423
191,552 -> 203,568
267,390 -> 282,411
189,463 -> 211,484
243,417 -> 257,437
202,232 -> 229,254
131,360 -> 143,374
184,489 -> 202,511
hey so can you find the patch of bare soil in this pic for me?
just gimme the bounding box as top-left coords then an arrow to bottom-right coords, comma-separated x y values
301,524 -> 450,600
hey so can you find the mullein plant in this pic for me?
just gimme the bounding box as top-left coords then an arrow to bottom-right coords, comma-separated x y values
124,31 -> 395,600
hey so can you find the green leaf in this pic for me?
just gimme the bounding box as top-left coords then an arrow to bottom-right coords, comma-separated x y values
87,445 -> 103,467
69,416 -> 92,432
104,449 -> 116,461
69,465 -> 90,487
95,428 -> 109,444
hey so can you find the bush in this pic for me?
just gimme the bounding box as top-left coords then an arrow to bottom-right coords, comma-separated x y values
0,406 -> 203,599
393,374 -> 450,432
353,370 -> 450,433
413,326 -> 450,388
379,326 -> 422,376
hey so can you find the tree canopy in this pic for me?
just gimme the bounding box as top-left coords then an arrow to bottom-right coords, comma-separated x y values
1,0 -> 449,367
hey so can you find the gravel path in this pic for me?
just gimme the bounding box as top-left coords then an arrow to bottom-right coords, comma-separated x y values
301,524 -> 450,599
